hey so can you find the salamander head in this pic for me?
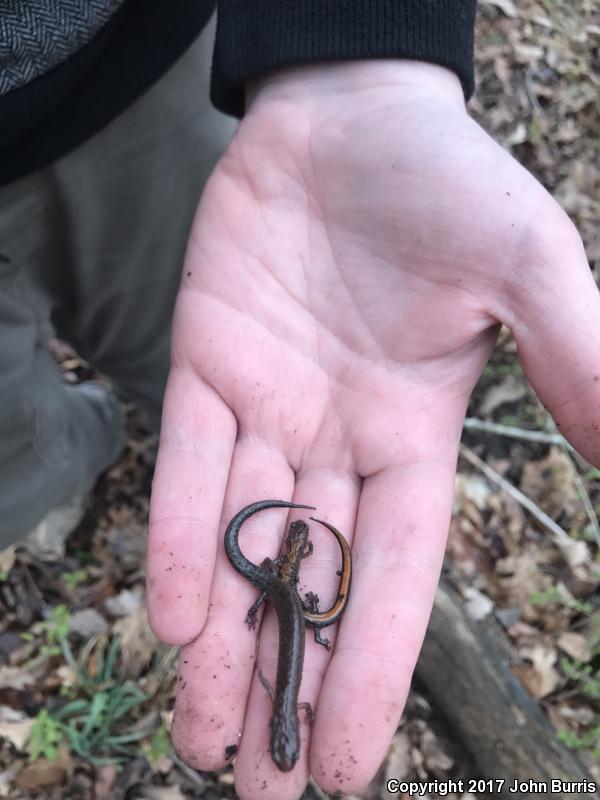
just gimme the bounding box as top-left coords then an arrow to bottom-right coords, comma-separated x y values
270,713 -> 300,772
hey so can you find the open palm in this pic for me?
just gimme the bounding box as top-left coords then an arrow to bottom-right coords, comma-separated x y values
147,62 -> 600,800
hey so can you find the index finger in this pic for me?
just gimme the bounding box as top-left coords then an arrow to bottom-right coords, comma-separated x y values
147,365 -> 236,644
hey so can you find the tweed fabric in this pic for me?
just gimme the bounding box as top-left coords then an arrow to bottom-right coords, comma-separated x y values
0,0 -> 125,95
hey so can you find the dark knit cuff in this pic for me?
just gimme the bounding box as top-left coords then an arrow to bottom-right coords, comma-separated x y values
211,0 -> 477,117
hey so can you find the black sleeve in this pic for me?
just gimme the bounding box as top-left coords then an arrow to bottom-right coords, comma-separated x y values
211,0 -> 477,117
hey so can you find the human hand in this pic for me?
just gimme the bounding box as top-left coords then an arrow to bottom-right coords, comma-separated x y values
147,60 -> 600,800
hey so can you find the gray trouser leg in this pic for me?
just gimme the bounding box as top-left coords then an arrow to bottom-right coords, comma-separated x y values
0,16 -> 236,546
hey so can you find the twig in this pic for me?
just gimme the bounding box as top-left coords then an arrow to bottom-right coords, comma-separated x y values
524,66 -> 545,117
171,752 -> 206,790
463,417 -> 571,448
464,418 -> 600,543
459,444 -> 570,543
572,467 -> 600,547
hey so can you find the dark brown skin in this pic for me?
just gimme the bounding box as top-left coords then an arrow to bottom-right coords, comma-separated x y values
223,500 -> 353,772
224,500 -> 314,772
245,515 -> 352,649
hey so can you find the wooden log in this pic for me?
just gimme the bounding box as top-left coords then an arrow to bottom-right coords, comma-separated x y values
416,579 -> 599,800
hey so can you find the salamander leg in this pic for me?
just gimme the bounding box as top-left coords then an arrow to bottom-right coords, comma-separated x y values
258,669 -> 275,703
302,540 -> 314,559
244,557 -> 277,629
302,591 -> 332,650
312,628 -> 331,651
298,702 -> 314,727
245,591 -> 267,629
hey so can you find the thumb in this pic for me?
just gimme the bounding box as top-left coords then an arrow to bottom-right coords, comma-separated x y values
504,210 -> 600,465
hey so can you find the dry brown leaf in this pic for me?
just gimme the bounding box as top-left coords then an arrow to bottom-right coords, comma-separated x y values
509,624 -> 560,676
565,564 -> 600,597
554,536 -> 590,570
506,122 -> 528,146
514,642 -> 561,699
580,609 -> 600,654
463,586 -> 495,620
507,621 -> 542,645
557,631 -> 592,662
520,447 -> 580,518
127,786 -> 186,800
93,764 -> 118,800
21,494 -> 87,561
555,180 -> 597,218
0,767 -> 18,798
479,375 -> 528,416
548,701 -> 596,732
447,517 -> 489,580
384,729 -> 411,786
486,489 -> 526,554
13,747 -> 72,791
0,665 -> 36,691
494,55 -> 514,94
454,473 -> 493,512
513,43 -> 544,63
104,587 -> 143,617
490,547 -> 551,609
112,606 -> 158,678
55,664 -> 76,690
69,607 -> 109,637
421,727 -> 454,774
480,0 -> 518,17
104,519 -> 146,570
0,718 -> 33,752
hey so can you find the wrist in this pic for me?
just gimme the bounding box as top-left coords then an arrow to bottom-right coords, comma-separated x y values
246,59 -> 465,113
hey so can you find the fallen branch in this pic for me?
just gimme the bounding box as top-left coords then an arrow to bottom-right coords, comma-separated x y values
463,417 -> 571,448
417,580 -> 600,800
